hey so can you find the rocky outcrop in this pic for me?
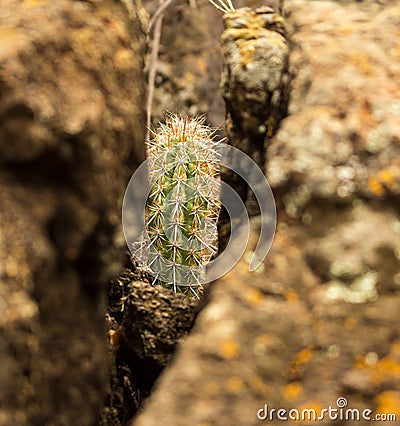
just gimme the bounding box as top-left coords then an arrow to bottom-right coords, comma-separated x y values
0,1 -> 146,424
101,272 -> 198,425
131,1 -> 400,425
221,6 -> 289,174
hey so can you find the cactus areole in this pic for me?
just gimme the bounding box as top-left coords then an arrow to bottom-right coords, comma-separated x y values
138,114 -> 222,298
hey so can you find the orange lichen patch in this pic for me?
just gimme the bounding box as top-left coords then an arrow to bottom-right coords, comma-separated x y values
245,288 -> 264,307
5,260 -> 19,277
223,12 -> 284,38
347,51 -> 374,76
219,339 -> 240,360
375,357 -> 400,382
225,376 -> 245,394
285,290 -> 299,303
283,382 -> 304,402
109,328 -> 121,348
368,167 -> 400,196
338,25 -> 354,36
344,316 -> 357,330
222,8 -> 287,69
390,341 -> 400,358
355,348 -> 400,386
237,33 -> 286,68
368,176 -> 385,197
113,49 -> 134,71
198,57 -> 207,74
183,71 -> 196,84
374,391 -> 400,415
294,348 -> 314,365
238,40 -> 257,66
354,354 -> 366,368
248,375 -> 271,397
377,168 -> 400,192
0,26 -> 30,57
294,401 -> 324,424
24,0 -> 42,7
287,348 -> 314,379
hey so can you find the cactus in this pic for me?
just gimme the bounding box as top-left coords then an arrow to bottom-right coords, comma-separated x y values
139,113 -> 221,298
207,0 -> 235,13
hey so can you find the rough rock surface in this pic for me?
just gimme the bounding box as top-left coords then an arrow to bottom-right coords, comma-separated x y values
218,6 -> 289,249
132,1 -> 400,425
0,1 -> 146,425
221,6 -> 288,166
121,282 -> 198,367
101,266 -> 198,425
268,0 -> 400,204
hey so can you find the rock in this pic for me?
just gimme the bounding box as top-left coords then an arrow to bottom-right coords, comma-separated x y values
0,1 -> 146,425
267,0 -> 400,203
220,6 -> 289,217
121,282 -> 199,367
101,263 -> 199,425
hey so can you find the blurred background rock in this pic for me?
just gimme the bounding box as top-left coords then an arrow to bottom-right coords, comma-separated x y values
1,0 -> 399,425
0,1 -> 146,424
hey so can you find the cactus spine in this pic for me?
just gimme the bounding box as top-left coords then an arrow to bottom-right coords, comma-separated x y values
140,113 -> 221,298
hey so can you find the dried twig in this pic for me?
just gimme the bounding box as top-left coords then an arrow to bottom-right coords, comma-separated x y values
207,0 -> 235,13
146,0 -> 233,140
147,0 -> 174,36
146,0 -> 171,141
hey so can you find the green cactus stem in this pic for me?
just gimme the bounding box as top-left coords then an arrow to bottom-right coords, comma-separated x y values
143,113 -> 221,297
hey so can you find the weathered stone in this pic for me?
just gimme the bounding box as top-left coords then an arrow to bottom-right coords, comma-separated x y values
220,6 -> 289,218
267,0 -> 400,204
101,261 -> 199,425
0,1 -> 146,424
121,281 -> 198,367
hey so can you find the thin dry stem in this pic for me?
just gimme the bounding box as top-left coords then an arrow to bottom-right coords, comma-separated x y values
146,2 -> 165,142
147,0 -> 174,35
207,0 -> 234,13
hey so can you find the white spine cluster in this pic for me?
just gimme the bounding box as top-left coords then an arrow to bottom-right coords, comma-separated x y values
207,0 -> 235,13
137,113 -> 221,298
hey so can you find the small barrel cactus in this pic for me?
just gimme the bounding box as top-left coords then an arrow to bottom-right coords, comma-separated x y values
139,113 -> 221,298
